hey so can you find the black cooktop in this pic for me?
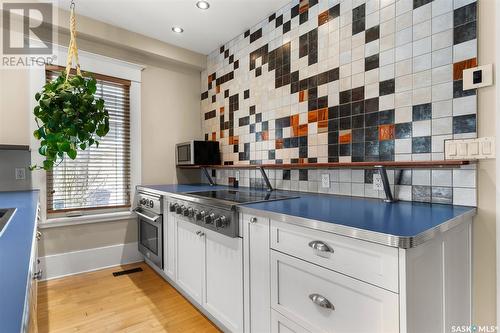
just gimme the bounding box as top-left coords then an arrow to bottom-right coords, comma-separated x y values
187,190 -> 297,204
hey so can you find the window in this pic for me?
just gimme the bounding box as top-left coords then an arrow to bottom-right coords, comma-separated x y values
45,66 -> 131,214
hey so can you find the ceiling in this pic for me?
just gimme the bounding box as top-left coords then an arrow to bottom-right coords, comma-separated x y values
55,0 -> 291,55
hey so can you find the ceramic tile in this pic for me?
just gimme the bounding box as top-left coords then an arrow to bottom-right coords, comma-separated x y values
453,187 -> 476,206
453,95 -> 476,116
431,187 -> 453,204
412,120 -> 431,137
412,53 -> 432,72
431,29 -> 453,51
201,0 -> 477,205
412,185 -> 431,202
453,168 -> 476,188
432,117 -> 452,135
432,169 -> 452,186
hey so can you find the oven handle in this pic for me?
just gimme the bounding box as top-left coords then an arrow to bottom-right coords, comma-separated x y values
133,208 -> 160,223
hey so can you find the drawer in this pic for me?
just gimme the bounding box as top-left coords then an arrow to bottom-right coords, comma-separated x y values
270,220 -> 399,292
271,251 -> 399,333
271,310 -> 310,333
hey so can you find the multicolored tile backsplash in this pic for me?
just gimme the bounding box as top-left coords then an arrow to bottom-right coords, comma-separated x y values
204,165 -> 477,206
199,0 -> 478,206
201,0 -> 477,164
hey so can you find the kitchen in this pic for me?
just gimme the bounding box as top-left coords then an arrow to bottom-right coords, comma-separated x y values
0,0 -> 497,332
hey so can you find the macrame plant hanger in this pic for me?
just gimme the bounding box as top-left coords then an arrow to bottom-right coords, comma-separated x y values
65,0 -> 82,81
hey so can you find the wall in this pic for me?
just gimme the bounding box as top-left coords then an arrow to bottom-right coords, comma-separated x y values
202,0 -> 478,164
0,12 -> 204,258
200,0 -> 495,325
473,0 -> 496,325
0,69 -> 30,145
141,66 -> 203,185
36,54 -> 203,257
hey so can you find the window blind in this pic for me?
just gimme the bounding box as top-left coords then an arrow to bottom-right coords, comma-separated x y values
45,66 -> 131,213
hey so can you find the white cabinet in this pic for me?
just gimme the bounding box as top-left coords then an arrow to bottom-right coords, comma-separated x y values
163,204 -> 176,280
271,310 -> 310,333
174,215 -> 244,332
270,220 -> 399,292
203,229 -> 244,332
271,251 -> 399,333
175,218 -> 204,303
243,213 -> 271,333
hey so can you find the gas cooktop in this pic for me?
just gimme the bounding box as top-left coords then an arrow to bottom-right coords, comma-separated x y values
186,189 -> 298,204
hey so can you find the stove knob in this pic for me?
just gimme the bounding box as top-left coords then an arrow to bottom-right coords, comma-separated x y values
176,205 -> 184,214
149,200 -> 154,208
204,213 -> 216,224
215,215 -> 229,229
169,203 -> 178,212
195,210 -> 205,221
183,207 -> 193,217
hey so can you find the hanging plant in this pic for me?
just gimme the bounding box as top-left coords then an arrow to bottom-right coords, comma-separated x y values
31,1 -> 109,170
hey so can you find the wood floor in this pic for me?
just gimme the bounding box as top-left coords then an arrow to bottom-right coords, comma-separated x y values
37,262 -> 221,333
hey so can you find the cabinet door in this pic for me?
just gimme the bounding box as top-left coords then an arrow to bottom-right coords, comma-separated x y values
203,229 -> 244,333
176,218 -> 204,304
163,208 -> 176,280
243,214 -> 271,333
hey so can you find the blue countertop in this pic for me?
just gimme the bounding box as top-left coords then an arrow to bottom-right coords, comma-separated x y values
0,191 -> 39,333
241,191 -> 474,236
138,184 -> 476,247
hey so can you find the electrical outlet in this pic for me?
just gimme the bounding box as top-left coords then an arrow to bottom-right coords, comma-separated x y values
235,171 -> 240,181
373,173 -> 383,191
321,174 -> 330,188
15,168 -> 26,180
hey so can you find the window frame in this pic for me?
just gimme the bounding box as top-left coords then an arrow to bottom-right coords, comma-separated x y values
29,45 -> 142,227
44,65 -> 132,215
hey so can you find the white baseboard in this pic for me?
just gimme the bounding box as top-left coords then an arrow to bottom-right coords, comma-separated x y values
39,242 -> 144,280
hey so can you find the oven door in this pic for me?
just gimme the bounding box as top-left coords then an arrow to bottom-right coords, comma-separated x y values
175,141 -> 194,165
135,208 -> 163,269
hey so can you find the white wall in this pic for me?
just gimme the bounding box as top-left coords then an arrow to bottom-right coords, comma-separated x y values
141,65 -> 203,185
0,13 -> 204,262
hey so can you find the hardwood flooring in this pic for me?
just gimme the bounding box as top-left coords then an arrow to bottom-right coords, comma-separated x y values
37,262 -> 221,333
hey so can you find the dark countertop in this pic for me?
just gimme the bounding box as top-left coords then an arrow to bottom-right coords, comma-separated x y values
0,191 -> 39,333
137,184 -> 476,248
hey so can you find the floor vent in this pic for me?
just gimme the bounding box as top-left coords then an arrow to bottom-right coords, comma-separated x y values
112,267 -> 143,277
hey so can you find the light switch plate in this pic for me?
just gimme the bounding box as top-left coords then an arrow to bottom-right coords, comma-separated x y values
321,174 -> 330,188
373,173 -> 383,190
445,137 -> 496,160
463,64 -> 493,90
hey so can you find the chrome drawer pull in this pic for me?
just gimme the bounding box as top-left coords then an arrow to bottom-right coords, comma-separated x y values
308,240 -> 333,253
309,293 -> 335,310
250,217 -> 257,224
36,231 -> 42,240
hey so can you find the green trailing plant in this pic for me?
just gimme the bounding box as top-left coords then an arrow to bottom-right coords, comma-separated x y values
31,72 -> 109,170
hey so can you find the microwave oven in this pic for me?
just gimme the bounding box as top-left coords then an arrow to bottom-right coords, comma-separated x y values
175,140 -> 221,165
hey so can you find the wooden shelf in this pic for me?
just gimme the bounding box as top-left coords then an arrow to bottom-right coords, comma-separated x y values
177,160 -> 474,170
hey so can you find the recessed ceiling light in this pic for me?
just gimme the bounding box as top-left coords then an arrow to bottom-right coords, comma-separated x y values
172,26 -> 184,33
196,0 -> 210,10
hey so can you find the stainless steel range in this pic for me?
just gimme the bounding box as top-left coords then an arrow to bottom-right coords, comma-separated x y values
135,190 -> 163,269
169,190 -> 297,238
